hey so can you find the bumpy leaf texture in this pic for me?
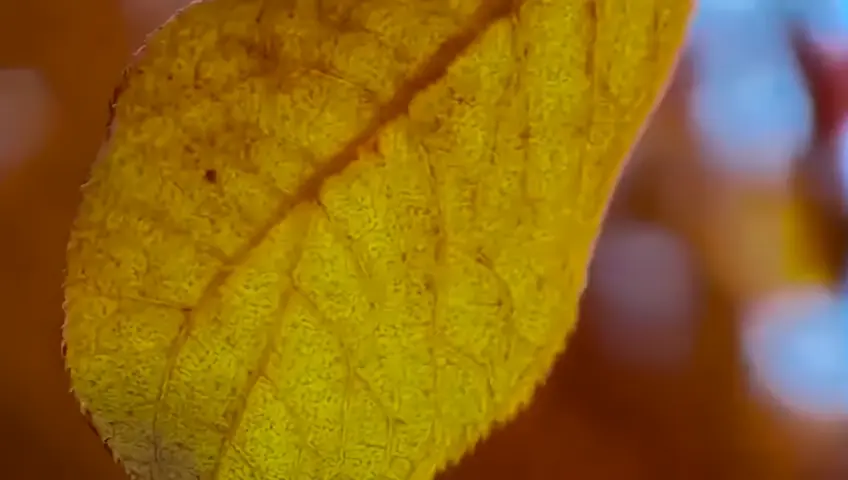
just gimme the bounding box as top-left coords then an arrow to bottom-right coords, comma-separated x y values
63,0 -> 691,479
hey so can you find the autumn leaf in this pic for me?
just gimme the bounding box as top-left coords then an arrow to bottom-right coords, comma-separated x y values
62,0 -> 692,478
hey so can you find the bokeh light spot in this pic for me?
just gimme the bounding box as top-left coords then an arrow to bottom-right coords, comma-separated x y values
743,287 -> 848,420
589,222 -> 698,368
0,69 -> 52,174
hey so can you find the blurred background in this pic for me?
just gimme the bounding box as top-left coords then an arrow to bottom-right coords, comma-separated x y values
1,0 -> 848,479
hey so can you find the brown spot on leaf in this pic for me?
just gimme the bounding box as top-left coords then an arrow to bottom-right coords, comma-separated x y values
204,169 -> 218,184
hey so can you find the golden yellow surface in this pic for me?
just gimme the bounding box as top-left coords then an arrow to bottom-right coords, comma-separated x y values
63,0 -> 691,479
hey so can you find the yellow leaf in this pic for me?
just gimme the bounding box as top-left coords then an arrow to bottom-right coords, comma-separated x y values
63,0 -> 691,478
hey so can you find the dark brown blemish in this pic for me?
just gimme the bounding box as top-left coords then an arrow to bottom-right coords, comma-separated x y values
204,169 -> 218,184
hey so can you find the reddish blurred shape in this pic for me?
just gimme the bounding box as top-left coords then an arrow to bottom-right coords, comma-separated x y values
795,33 -> 848,139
